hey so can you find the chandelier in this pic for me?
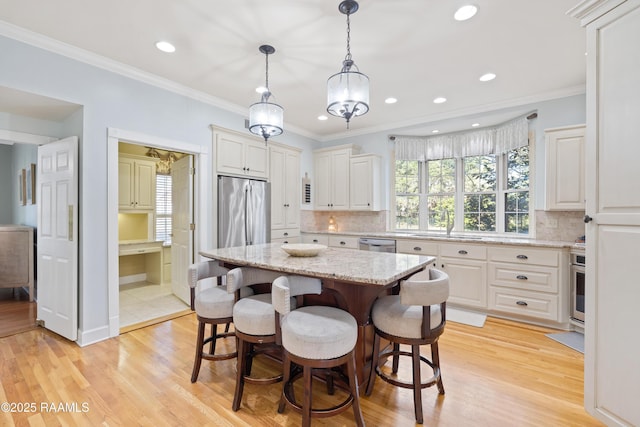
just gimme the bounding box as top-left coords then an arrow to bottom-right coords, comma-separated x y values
327,0 -> 369,127
249,45 -> 284,143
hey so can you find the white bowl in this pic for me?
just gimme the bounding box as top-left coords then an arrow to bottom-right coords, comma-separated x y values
281,243 -> 327,257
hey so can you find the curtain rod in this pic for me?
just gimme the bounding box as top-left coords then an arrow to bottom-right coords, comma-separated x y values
389,111 -> 538,141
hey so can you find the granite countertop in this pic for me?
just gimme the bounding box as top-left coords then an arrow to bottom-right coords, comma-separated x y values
200,243 -> 434,285
302,230 -> 577,249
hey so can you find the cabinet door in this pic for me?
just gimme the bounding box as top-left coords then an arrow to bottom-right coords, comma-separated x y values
440,257 -> 487,308
350,156 -> 372,210
270,147 -> 286,229
331,150 -> 350,210
135,160 -> 156,210
314,152 -> 332,209
545,126 -> 585,210
284,150 -> 300,228
118,157 -> 135,209
245,141 -> 268,178
216,133 -> 246,175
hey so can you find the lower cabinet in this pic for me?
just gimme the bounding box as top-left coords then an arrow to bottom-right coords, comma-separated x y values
439,243 -> 488,309
301,233 -> 329,246
271,228 -> 301,244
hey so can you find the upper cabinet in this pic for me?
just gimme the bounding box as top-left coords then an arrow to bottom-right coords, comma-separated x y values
270,143 -> 301,230
349,154 -> 381,211
215,128 -> 268,179
314,146 -> 356,210
544,125 -> 585,210
118,154 -> 157,211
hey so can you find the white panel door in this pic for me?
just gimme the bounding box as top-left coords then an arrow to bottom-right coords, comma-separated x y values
171,155 -> 194,304
37,136 -> 78,341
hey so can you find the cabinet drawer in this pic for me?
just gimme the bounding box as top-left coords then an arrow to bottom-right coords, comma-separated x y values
328,235 -> 359,249
396,239 -> 438,256
119,243 -> 162,256
271,236 -> 301,244
488,263 -> 558,293
301,234 -> 329,245
272,228 -> 300,240
440,243 -> 486,260
488,246 -> 559,267
489,287 -> 559,321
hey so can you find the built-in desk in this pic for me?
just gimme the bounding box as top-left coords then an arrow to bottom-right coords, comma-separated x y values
118,241 -> 163,285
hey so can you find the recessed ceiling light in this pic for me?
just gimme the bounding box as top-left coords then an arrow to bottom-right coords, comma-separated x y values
255,86 -> 268,94
155,41 -> 176,53
454,5 -> 478,21
479,73 -> 496,82
433,97 -> 447,104
432,129 -> 440,134
471,123 -> 480,127
318,115 -> 328,121
385,97 -> 398,104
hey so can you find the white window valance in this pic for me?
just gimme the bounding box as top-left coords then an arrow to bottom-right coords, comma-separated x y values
394,115 -> 530,161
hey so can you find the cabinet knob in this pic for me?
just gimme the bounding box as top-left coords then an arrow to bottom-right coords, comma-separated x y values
516,300 -> 528,306
283,232 -> 288,236
367,202 -> 370,206
516,275 -> 528,280
458,250 -> 468,255
516,254 -> 528,260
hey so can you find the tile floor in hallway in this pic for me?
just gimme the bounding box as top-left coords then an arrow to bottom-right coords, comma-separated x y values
119,281 -> 190,328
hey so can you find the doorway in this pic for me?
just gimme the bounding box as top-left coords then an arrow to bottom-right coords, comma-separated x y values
106,128 -> 210,337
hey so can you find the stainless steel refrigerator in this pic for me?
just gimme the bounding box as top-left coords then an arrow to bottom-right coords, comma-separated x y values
217,175 -> 270,248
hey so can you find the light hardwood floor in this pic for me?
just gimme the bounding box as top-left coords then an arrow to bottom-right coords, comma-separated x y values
0,314 -> 603,426
0,288 -> 36,338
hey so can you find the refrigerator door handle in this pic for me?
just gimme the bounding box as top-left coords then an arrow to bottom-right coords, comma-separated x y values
244,184 -> 250,245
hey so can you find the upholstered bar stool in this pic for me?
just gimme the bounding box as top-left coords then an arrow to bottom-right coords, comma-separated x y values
188,260 -> 251,383
365,268 -> 449,424
227,267 -> 286,411
272,275 -> 365,427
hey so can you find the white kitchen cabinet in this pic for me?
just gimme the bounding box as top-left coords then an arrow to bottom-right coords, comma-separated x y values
572,1 -> 640,425
118,154 -> 157,211
214,128 -> 268,179
487,246 -> 566,324
328,235 -> 359,249
314,145 -> 358,210
438,242 -> 487,309
270,143 -> 301,230
349,154 -> 382,211
301,233 -> 329,246
271,228 -> 301,244
544,125 -> 586,210
396,239 -> 438,268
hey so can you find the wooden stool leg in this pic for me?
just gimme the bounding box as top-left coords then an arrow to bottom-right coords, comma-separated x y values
432,341 -> 445,394
208,324 -> 218,355
191,321 -> 206,383
392,342 -> 400,374
232,338 -> 246,411
365,332 -> 381,396
347,352 -> 365,427
278,354 -> 292,414
412,344 -> 423,424
302,365 -> 313,427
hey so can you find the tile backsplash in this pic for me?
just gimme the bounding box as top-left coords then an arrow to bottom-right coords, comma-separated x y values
301,209 -> 585,243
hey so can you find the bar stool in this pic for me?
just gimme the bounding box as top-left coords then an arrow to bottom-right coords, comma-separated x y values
272,275 -> 365,427
226,267 -> 286,411
188,260 -> 251,383
365,268 -> 449,424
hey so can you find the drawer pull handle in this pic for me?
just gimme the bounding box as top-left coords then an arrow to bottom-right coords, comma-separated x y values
458,250 -> 468,255
414,246 -> 422,251
516,254 -> 528,260
284,232 -> 288,236
313,239 -> 318,243
340,241 -> 346,245
516,300 -> 528,306
516,275 -> 528,280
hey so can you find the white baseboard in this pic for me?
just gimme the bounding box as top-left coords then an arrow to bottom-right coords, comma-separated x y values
119,273 -> 147,286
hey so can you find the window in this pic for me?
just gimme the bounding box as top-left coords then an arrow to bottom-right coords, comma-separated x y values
394,146 -> 530,236
156,174 -> 172,244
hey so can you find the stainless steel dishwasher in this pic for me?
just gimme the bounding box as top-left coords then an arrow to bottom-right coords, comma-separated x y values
358,238 -> 396,253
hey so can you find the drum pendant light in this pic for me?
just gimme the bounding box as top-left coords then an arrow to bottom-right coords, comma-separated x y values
249,45 -> 284,142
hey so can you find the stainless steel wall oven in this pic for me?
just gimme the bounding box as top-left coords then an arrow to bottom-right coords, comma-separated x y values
570,249 -> 585,323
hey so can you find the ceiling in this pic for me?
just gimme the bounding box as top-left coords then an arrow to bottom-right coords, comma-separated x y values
0,0 -> 586,141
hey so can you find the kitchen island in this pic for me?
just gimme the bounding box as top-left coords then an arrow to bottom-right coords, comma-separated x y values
200,242 -> 434,384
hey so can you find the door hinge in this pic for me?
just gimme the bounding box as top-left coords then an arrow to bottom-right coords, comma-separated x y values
190,223 -> 195,231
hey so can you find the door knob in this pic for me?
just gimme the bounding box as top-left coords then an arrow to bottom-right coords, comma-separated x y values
583,215 -> 593,223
